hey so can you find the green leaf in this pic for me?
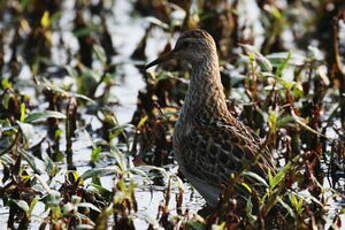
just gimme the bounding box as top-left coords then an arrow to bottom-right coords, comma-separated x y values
243,171 -> 269,187
269,161 -> 292,189
276,50 -> 292,77
241,182 -> 252,193
137,115 -> 148,128
40,11 -> 50,28
73,25 -> 102,37
1,78 -> 12,89
277,116 -> 294,128
81,168 -> 116,180
90,146 -> 102,163
29,196 -> 40,215
211,223 -> 226,230
20,103 -> 26,122
24,110 -> 66,123
94,45 -> 107,63
89,183 -> 112,194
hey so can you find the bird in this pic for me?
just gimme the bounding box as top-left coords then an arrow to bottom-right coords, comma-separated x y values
145,29 -> 276,207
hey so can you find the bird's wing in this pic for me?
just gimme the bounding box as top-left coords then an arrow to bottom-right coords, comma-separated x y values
179,117 -> 275,187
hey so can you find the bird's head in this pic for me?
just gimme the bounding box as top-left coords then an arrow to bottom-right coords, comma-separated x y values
145,29 -> 217,69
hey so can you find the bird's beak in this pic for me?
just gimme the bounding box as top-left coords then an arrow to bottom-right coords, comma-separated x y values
145,50 -> 176,69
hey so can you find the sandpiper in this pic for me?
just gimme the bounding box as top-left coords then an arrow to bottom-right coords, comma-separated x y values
145,29 -> 276,207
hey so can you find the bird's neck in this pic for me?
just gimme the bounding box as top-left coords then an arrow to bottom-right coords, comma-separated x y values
182,55 -> 229,123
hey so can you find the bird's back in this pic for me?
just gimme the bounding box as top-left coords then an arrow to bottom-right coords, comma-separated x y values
173,110 -> 275,206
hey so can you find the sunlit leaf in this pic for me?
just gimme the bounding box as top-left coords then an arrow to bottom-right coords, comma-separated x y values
90,146 -> 102,163
137,115 -> 148,128
241,182 -> 252,193
20,103 -> 26,122
211,223 -> 225,230
1,78 -> 12,89
41,11 -> 50,28
78,202 -> 101,212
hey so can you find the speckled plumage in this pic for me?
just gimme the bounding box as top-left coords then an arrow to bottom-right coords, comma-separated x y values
146,29 -> 276,206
